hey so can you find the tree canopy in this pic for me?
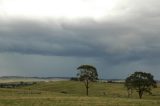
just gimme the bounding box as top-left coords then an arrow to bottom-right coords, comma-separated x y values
77,64 -> 98,96
125,71 -> 157,99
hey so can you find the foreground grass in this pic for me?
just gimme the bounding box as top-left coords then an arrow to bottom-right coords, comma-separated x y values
0,81 -> 159,106
0,96 -> 160,106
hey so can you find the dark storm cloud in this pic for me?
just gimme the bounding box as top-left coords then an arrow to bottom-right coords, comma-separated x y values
0,16 -> 160,64
0,19 -> 106,57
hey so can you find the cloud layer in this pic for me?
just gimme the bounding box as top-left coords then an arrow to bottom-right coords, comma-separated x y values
0,0 -> 160,79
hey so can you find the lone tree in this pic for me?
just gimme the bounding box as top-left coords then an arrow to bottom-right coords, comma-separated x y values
77,65 -> 98,96
125,71 -> 157,99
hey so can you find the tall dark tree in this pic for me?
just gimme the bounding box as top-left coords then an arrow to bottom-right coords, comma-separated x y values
125,72 -> 157,99
77,65 -> 98,96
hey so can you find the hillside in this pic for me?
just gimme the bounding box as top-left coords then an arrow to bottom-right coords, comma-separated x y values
0,81 -> 159,106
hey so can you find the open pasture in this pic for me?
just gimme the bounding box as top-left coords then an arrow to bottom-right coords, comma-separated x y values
0,81 -> 159,106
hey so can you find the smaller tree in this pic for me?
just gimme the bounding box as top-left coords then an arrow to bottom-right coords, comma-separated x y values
125,71 -> 157,99
77,65 -> 98,96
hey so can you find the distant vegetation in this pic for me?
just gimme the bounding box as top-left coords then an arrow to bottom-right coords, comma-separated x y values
70,77 -> 79,81
0,82 -> 36,88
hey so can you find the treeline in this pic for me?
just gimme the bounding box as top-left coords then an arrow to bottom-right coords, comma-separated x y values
0,82 -> 36,88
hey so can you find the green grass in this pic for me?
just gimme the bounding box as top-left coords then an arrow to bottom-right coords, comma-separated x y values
0,81 -> 159,106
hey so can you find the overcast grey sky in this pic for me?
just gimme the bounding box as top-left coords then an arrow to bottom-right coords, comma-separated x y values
0,0 -> 160,79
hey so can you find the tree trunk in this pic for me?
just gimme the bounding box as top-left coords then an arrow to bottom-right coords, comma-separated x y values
86,79 -> 89,96
86,86 -> 89,96
139,90 -> 143,99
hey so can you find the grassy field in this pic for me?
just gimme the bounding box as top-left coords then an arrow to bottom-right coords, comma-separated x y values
0,81 -> 159,106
